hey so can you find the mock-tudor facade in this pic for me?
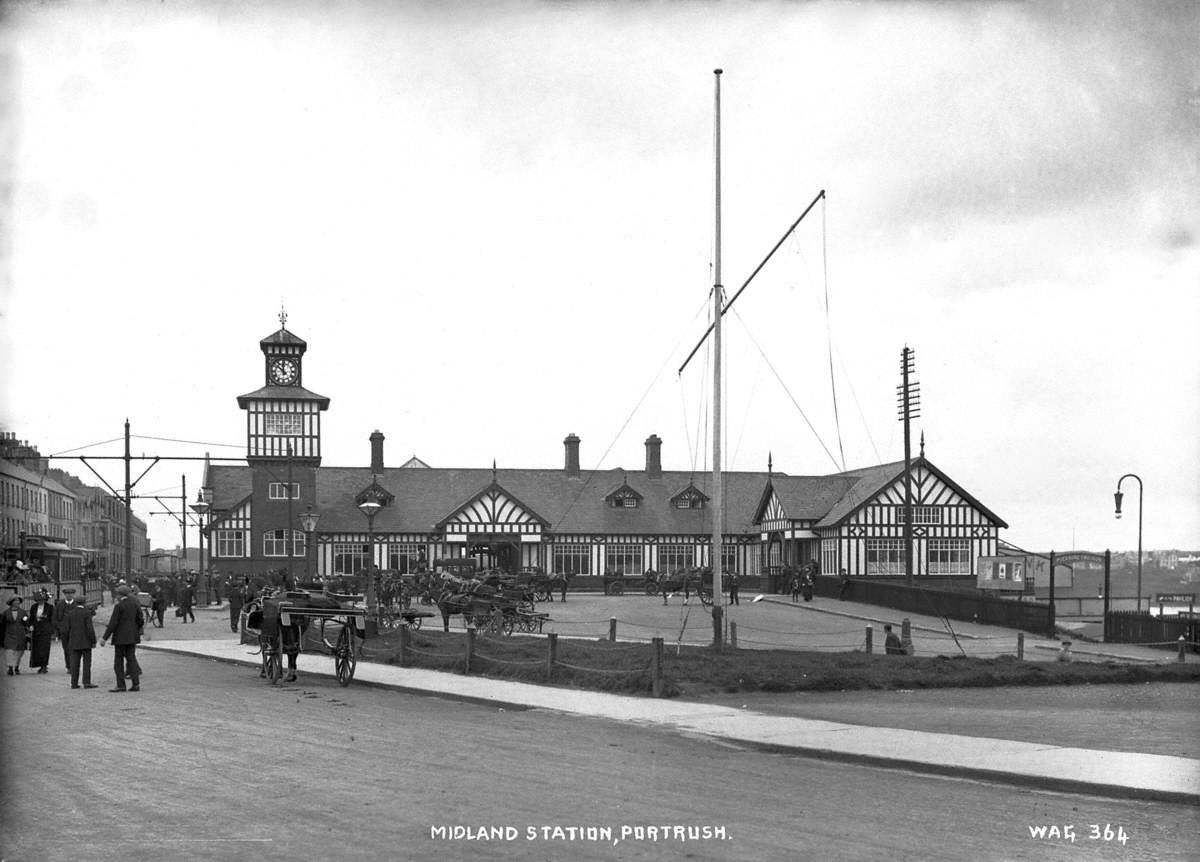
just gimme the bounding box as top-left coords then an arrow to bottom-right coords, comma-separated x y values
204,323 -> 1007,584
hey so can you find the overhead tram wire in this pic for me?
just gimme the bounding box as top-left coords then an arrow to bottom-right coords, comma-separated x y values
46,438 -> 125,457
132,434 -> 243,449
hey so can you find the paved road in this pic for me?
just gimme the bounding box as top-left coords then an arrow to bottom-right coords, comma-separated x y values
2,650 -> 1195,862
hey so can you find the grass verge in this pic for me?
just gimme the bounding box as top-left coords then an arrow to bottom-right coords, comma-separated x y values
339,627 -> 1200,698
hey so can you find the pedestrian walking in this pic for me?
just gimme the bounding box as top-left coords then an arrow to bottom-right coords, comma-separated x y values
100,584 -> 143,692
884,624 -> 905,655
228,577 -> 246,633
179,580 -> 195,624
728,573 -> 740,606
151,585 -> 167,629
65,596 -> 99,689
558,573 -> 569,603
790,572 -> 801,603
53,587 -> 77,669
802,575 -> 814,602
27,589 -> 55,673
2,595 -> 31,675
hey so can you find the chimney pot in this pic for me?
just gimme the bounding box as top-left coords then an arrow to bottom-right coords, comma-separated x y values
564,433 -> 581,476
369,430 -> 385,474
645,434 -> 662,478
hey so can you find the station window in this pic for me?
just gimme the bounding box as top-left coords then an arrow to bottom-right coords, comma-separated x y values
866,539 -> 907,575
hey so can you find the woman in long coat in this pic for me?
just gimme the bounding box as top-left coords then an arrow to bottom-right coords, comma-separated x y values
27,589 -> 56,673
2,595 -> 31,675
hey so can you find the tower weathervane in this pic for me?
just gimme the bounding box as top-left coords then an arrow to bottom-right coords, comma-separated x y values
279,302 -> 288,329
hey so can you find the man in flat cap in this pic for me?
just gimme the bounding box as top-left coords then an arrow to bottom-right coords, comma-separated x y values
101,584 -> 144,692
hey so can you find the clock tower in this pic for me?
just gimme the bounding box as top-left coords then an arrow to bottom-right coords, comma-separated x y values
237,310 -> 331,464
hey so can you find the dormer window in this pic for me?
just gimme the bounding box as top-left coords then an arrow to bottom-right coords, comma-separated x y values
670,482 -> 709,510
605,482 -> 643,509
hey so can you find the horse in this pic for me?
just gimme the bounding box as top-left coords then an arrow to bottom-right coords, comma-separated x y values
244,589 -> 313,683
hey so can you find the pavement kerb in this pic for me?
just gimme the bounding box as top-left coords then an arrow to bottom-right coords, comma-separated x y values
142,639 -> 1200,806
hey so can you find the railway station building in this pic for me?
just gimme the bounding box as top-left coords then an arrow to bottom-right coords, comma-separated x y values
204,323 -> 1007,588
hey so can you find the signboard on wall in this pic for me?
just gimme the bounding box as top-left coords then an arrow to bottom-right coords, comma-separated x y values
977,555 -> 1026,591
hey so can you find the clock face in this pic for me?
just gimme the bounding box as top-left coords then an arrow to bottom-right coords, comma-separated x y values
269,358 -> 298,385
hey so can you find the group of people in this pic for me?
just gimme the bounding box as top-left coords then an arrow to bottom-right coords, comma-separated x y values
0,583 -> 146,690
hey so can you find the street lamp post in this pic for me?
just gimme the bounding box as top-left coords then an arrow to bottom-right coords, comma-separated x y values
189,492 -> 211,604
357,494 -> 384,633
1114,474 -> 1144,613
298,506 -> 321,584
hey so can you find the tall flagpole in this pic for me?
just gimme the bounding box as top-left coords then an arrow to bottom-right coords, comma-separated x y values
711,68 -> 725,649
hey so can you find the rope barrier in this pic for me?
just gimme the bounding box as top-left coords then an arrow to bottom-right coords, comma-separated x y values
404,646 -> 461,660
734,623 -> 864,636
554,659 -> 652,677
471,652 -> 545,669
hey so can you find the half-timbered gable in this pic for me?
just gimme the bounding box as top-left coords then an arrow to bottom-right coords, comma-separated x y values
813,458 -> 1007,578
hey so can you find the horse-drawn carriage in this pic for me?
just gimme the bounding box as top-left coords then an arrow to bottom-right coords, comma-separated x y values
602,568 -> 713,605
244,589 -> 366,686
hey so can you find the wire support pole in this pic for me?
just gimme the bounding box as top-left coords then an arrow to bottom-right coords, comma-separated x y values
710,67 -> 726,650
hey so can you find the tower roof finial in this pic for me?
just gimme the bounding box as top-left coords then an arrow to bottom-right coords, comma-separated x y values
920,430 -> 925,458
279,301 -> 288,329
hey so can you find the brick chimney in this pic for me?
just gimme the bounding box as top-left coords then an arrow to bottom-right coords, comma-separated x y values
369,430 -> 385,474
563,433 -> 580,477
644,434 -> 662,478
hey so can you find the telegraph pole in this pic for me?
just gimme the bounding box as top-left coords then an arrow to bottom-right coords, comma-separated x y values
180,474 -> 187,575
125,419 -> 132,577
898,348 -> 920,586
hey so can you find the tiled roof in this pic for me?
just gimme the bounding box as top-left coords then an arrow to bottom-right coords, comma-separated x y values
206,464 -> 254,512
205,456 -> 1006,534
310,466 -> 774,536
235,384 -> 330,407
260,327 -> 306,347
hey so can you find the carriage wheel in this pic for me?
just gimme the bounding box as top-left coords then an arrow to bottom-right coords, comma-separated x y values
645,583 -> 658,596
266,637 -> 283,685
700,591 -> 713,608
608,582 -> 625,596
500,614 -> 515,637
409,616 -> 422,631
334,627 -> 356,686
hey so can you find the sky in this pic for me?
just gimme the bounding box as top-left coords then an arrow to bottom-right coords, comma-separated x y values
1,0 -> 1197,555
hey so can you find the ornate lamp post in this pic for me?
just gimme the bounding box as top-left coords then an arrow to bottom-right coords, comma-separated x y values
189,491 -> 210,604
356,482 -> 389,633
1114,474 -> 1143,613
298,506 -> 321,584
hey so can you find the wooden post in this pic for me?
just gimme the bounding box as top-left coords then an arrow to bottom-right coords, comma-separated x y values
1047,550 -> 1056,639
609,617 -> 617,642
1178,635 -> 1186,663
865,625 -> 873,654
546,632 -> 558,682
1103,550 -> 1111,642
901,618 -> 913,656
651,636 -> 663,697
465,626 -> 475,674
1017,631 -> 1024,660
730,621 -> 737,649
